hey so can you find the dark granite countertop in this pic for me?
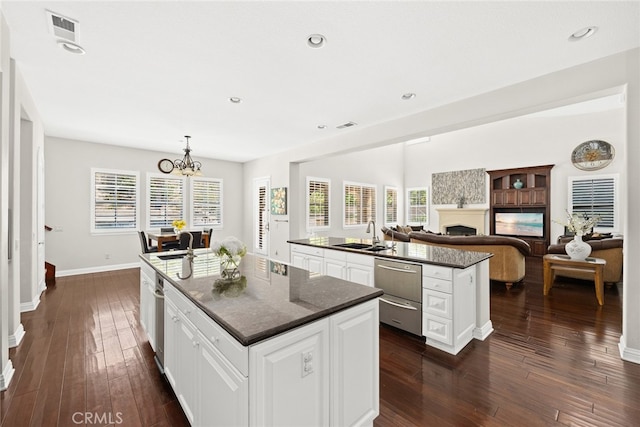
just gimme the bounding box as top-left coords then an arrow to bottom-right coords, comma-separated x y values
140,250 -> 383,346
288,237 -> 493,269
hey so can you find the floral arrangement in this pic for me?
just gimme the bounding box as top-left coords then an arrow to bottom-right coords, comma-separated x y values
211,236 -> 247,258
561,211 -> 601,236
172,219 -> 186,230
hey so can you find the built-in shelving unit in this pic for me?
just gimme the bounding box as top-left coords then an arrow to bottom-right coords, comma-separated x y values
487,165 -> 554,257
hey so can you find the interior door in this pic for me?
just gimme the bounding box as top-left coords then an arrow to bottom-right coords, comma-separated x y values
37,146 -> 45,288
253,177 -> 269,256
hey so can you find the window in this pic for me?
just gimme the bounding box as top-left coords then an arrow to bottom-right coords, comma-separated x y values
91,168 -> 139,233
407,187 -> 428,225
384,186 -> 398,225
344,182 -> 376,227
569,175 -> 618,231
190,177 -> 223,228
147,174 -> 185,229
307,177 -> 330,230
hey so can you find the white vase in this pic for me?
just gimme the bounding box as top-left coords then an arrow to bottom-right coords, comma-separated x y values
565,234 -> 592,260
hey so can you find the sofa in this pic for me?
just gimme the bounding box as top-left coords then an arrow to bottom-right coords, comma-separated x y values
380,226 -> 411,242
547,236 -> 623,284
407,231 -> 532,289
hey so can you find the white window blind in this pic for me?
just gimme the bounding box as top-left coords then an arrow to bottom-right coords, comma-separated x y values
190,178 -> 223,228
385,186 -> 398,225
148,175 -> 185,228
344,182 -> 376,227
570,176 -> 617,230
307,177 -> 330,230
407,187 -> 428,225
91,169 -> 139,232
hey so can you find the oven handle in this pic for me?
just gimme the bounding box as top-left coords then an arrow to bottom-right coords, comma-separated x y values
154,290 -> 165,299
379,297 -> 418,310
377,264 -> 418,274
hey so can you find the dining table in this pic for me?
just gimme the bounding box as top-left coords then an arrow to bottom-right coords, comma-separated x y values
147,230 -> 210,252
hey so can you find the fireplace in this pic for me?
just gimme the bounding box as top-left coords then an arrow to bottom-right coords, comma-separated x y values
436,208 -> 488,235
445,225 -> 477,236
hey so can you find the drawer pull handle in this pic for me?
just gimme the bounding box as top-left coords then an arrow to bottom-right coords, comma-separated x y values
378,265 -> 417,274
379,298 -> 418,310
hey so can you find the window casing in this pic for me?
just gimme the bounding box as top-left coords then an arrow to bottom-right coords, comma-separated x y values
407,187 -> 428,225
147,174 -> 186,229
190,177 -> 223,229
344,182 -> 377,227
569,175 -> 618,232
91,168 -> 140,233
384,186 -> 398,226
307,177 -> 330,231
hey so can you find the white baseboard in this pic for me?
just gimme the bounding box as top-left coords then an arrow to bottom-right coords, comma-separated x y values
57,262 -> 139,277
20,292 -> 41,312
0,360 -> 15,391
473,320 -> 494,341
8,324 -> 25,348
619,335 -> 640,364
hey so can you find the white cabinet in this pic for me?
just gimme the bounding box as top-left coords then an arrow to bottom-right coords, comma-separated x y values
323,249 -> 347,279
163,279 -> 378,427
250,318 -> 330,426
422,265 -> 476,355
164,281 -> 249,427
346,253 -> 374,287
139,263 -> 156,351
290,244 -> 324,274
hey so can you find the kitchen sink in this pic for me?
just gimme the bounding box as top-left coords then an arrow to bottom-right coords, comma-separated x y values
363,246 -> 388,252
157,253 -> 186,260
332,242 -> 371,249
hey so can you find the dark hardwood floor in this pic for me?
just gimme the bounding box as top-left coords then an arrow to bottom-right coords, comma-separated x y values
1,257 -> 638,426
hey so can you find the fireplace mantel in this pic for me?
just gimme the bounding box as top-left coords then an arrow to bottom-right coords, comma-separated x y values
436,208 -> 488,235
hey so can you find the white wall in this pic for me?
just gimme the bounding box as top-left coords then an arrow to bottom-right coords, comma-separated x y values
295,144 -> 405,239
44,137 -> 244,275
404,106 -> 626,241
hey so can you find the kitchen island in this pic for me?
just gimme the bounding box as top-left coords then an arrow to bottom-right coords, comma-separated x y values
140,250 -> 382,427
288,237 -> 493,354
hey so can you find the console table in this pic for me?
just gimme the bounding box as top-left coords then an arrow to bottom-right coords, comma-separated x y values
543,254 -> 606,305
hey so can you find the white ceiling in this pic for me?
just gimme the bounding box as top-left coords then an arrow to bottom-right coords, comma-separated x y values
2,1 -> 639,163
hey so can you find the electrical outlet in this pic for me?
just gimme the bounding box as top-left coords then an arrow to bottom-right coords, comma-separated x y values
105,253 -> 111,260
301,351 -> 313,377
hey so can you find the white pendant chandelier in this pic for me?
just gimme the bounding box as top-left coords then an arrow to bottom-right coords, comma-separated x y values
172,135 -> 203,176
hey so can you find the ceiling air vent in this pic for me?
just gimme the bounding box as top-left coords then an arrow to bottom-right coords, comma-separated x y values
336,121 -> 358,129
46,10 -> 79,43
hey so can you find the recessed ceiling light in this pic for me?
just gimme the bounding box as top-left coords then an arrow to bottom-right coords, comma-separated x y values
317,124 -> 327,129
229,97 -> 242,104
56,40 -> 85,54
401,93 -> 416,100
569,26 -> 598,41
307,34 -> 326,48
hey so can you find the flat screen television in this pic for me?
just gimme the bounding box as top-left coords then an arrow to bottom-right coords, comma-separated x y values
495,212 -> 544,238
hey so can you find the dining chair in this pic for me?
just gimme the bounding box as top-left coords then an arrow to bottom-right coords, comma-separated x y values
138,231 -> 158,253
160,226 -> 180,250
179,231 -> 204,249
206,229 -> 213,247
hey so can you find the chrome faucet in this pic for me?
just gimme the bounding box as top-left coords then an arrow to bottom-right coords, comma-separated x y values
366,220 -> 380,246
176,232 -> 196,279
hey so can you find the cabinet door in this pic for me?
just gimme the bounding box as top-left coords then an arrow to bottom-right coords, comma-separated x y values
250,319 -> 330,427
307,255 -> 324,275
164,299 -> 179,390
198,332 -> 248,427
176,311 -> 199,425
324,258 -> 346,279
145,280 -> 156,351
347,264 -> 374,287
139,277 -> 149,336
291,252 -> 306,269
330,299 -> 379,426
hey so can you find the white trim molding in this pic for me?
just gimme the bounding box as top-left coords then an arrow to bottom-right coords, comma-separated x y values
619,335 -> 640,364
0,360 -> 15,391
8,324 -> 25,348
57,262 -> 139,278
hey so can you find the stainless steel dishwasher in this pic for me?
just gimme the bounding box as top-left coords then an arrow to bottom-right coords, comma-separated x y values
374,258 -> 422,336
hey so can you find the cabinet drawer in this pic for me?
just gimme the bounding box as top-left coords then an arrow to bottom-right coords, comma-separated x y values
423,289 -> 452,319
422,277 -> 452,294
422,264 -> 452,281
291,244 -> 323,257
323,248 -> 347,261
193,310 -> 249,377
164,281 -> 197,324
423,313 -> 452,345
346,252 -> 374,267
